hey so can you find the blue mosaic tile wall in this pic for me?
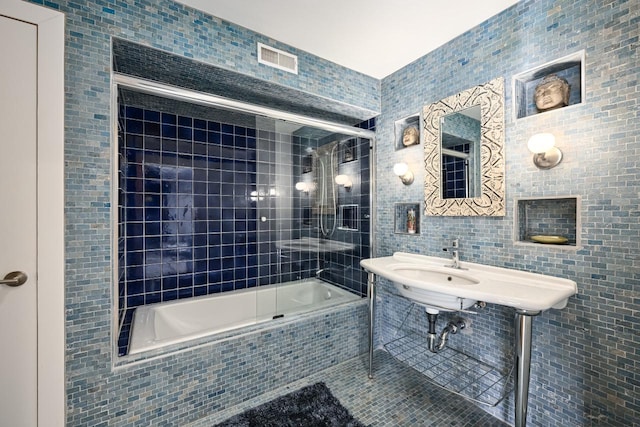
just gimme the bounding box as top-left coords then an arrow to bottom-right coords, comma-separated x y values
377,0 -> 639,425
27,0 -> 378,424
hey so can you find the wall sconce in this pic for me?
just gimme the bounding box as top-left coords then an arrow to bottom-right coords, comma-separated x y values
295,181 -> 312,193
393,162 -> 414,185
335,174 -> 352,190
528,133 -> 562,169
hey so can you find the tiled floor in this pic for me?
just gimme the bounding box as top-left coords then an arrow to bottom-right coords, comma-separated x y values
188,350 -> 510,426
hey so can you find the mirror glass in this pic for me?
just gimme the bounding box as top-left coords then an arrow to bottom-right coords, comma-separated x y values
423,77 -> 505,216
440,105 -> 481,199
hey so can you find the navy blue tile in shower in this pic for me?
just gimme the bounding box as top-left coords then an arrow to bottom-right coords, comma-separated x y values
221,133 -> 234,146
162,112 -> 176,124
194,129 -> 207,142
442,142 -> 470,199
126,134 -> 144,148
146,136 -> 161,151
145,292 -> 161,305
126,119 -> 144,134
118,102 -> 373,355
144,278 -> 162,293
126,106 -> 144,120
178,288 -> 193,298
162,123 -> 177,138
208,121 -> 221,132
118,102 -> 272,352
208,131 -> 222,144
144,110 -> 160,122
178,116 -> 192,127
162,290 -> 177,301
144,121 -> 161,136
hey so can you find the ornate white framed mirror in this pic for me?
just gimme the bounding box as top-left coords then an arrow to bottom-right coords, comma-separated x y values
423,77 -> 505,216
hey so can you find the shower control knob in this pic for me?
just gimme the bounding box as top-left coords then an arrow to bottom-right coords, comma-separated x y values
260,216 -> 267,222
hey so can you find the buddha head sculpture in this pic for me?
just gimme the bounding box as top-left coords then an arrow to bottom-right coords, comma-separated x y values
534,74 -> 570,112
402,125 -> 419,147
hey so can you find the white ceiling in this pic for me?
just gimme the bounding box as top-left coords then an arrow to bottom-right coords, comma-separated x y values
177,0 -> 519,79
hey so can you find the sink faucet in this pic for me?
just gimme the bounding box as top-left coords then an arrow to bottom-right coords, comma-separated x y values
443,238 -> 465,269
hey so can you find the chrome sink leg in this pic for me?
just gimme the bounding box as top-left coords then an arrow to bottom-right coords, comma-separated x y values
367,272 -> 375,379
514,309 -> 540,427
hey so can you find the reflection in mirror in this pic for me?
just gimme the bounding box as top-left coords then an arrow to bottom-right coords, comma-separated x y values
440,106 -> 481,199
423,77 -> 505,216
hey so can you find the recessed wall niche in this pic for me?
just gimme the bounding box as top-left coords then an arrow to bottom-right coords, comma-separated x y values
394,203 -> 420,235
514,196 -> 581,249
339,204 -> 359,231
513,51 -> 585,120
394,114 -> 420,150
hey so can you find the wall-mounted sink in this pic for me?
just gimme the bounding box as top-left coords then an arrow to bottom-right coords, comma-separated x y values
362,252 -> 578,427
361,252 -> 577,312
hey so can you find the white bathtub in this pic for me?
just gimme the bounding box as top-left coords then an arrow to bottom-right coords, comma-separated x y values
128,279 -> 360,354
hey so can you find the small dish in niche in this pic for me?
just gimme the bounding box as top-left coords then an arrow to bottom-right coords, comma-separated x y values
530,235 -> 568,244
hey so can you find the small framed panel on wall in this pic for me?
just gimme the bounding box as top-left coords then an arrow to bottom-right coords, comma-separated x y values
394,114 -> 420,151
512,50 -> 585,120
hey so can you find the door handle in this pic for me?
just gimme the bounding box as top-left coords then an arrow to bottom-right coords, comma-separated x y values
0,271 -> 28,287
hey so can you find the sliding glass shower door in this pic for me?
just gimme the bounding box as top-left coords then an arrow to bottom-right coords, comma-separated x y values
115,82 -> 373,356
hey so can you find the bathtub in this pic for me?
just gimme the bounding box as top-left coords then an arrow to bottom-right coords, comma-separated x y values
128,279 -> 361,354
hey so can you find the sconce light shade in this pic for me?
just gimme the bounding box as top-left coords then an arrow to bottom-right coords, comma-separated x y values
393,162 -> 414,185
393,162 -> 408,176
527,133 -> 555,153
527,133 -> 562,169
335,174 -> 352,189
295,181 -> 310,192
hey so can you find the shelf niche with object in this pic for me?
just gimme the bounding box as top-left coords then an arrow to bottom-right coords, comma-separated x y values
512,50 -> 585,120
394,203 -> 420,235
514,196 -> 581,249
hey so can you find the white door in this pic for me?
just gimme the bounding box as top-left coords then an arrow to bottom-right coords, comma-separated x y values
0,14 -> 38,427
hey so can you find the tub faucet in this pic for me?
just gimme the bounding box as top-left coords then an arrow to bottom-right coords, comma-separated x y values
443,238 -> 465,270
315,268 -> 327,278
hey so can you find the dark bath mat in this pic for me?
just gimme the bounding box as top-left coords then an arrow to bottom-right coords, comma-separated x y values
214,382 -> 367,427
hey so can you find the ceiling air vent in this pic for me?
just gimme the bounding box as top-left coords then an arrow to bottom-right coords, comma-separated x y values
258,43 -> 298,74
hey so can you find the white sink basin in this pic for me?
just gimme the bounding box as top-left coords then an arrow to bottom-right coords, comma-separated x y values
275,237 -> 354,253
361,252 -> 577,312
391,265 -> 479,286
390,265 -> 480,312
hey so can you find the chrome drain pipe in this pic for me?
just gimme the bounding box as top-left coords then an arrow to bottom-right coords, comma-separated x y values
426,313 -> 465,353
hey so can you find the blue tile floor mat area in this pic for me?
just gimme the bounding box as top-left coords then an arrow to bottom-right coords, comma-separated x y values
189,350 -> 509,427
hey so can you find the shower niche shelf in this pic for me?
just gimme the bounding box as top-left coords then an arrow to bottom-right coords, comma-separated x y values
383,303 -> 512,407
338,204 -> 358,231
514,196 -> 581,249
